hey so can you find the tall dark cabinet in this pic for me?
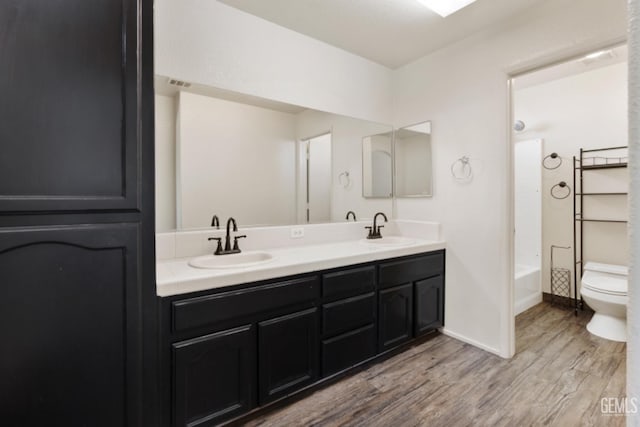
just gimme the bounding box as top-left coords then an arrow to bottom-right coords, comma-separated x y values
0,1 -> 157,426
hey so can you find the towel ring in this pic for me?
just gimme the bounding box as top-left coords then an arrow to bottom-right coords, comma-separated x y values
451,156 -> 473,182
338,171 -> 350,188
551,181 -> 571,199
543,152 -> 562,170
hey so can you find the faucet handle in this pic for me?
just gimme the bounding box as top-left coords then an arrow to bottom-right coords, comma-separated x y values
376,225 -> 384,236
208,237 -> 223,255
233,235 -> 247,251
364,226 -> 373,237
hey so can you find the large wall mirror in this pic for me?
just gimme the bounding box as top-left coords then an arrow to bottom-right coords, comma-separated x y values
154,77 -> 394,231
394,121 -> 433,198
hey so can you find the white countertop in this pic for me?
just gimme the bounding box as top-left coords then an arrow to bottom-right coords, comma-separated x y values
157,238 -> 446,297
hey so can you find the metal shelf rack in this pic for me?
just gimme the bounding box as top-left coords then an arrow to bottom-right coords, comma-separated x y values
573,146 -> 628,315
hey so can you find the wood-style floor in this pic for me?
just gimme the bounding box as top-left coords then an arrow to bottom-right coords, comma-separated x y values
244,302 -> 627,427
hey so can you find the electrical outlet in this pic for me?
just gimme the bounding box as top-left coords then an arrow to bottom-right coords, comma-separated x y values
290,227 -> 305,239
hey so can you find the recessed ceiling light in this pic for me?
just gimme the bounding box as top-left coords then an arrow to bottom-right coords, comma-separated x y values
417,0 -> 478,17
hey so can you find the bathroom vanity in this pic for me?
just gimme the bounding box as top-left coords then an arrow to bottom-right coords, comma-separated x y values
157,232 -> 445,426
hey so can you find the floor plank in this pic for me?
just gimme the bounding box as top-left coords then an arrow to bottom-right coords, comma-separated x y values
243,302 -> 627,427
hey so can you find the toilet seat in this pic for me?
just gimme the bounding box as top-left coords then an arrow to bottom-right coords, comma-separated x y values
581,263 -> 627,296
581,281 -> 627,296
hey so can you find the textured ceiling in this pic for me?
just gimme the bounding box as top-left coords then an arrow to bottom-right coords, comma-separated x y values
219,0 -> 548,68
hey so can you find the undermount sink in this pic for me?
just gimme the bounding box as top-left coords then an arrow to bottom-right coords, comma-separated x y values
189,252 -> 274,269
359,236 -> 415,247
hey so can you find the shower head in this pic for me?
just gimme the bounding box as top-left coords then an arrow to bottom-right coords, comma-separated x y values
514,120 -> 526,132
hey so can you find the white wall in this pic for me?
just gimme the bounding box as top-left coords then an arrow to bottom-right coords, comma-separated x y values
155,95 -> 177,232
391,0 -> 627,356
154,0 -> 392,124
177,92 -> 297,228
515,62 -> 628,294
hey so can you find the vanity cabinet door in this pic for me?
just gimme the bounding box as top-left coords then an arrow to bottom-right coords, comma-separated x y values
415,276 -> 445,336
258,308 -> 318,405
378,284 -> 413,352
173,325 -> 256,427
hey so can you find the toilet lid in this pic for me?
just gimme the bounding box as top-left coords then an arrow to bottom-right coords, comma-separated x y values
581,274 -> 627,295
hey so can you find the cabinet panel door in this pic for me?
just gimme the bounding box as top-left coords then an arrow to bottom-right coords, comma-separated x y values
173,325 -> 256,427
258,308 -> 318,405
0,224 -> 142,426
378,284 -> 413,352
415,276 -> 444,336
0,0 -> 141,212
322,324 -> 376,377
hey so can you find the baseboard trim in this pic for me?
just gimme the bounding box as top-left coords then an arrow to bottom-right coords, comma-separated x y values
542,292 -> 594,313
441,328 -> 505,358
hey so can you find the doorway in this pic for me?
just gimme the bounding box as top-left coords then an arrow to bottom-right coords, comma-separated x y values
510,43 -> 628,353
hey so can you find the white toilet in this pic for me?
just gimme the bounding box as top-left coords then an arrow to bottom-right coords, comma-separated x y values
580,262 -> 628,342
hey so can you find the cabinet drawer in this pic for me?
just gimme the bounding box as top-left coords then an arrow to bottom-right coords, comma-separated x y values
322,265 -> 375,301
172,276 -> 319,333
378,252 -> 444,289
322,292 -> 375,337
322,324 -> 376,377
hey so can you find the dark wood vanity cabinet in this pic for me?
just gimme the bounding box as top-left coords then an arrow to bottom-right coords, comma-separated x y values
415,275 -> 445,336
161,250 -> 444,426
321,266 -> 377,376
173,325 -> 256,427
378,283 -> 414,352
258,308 -> 319,404
162,275 -> 319,426
378,251 -> 446,351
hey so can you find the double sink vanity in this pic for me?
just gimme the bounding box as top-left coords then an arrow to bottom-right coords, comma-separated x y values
156,219 -> 446,426
154,31 -> 442,427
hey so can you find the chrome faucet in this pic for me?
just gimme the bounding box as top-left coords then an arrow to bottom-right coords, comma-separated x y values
345,211 -> 357,221
211,214 -> 220,229
365,212 -> 388,239
208,217 -> 246,255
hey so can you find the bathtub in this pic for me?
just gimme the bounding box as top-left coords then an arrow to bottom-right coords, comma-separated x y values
515,264 -> 542,315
